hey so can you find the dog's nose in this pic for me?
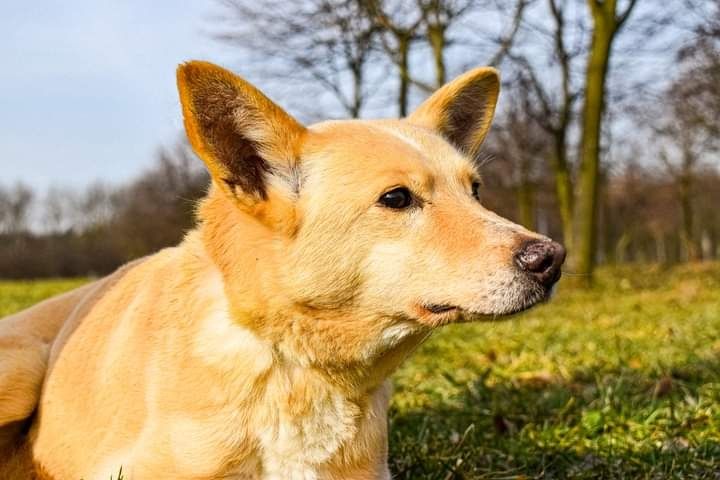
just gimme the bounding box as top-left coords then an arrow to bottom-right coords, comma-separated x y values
514,240 -> 566,288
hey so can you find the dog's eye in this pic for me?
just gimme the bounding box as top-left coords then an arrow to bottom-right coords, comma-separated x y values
378,187 -> 413,209
471,181 -> 482,202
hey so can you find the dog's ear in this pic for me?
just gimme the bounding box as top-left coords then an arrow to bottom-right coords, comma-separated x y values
177,61 -> 306,207
407,67 -> 499,160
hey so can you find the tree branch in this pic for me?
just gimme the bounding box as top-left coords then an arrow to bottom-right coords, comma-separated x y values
488,0 -> 530,66
617,0 -> 640,28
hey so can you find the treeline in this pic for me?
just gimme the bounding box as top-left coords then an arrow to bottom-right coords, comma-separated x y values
1,138 -> 716,279
480,156 -> 720,265
1,0 -> 718,279
0,144 -> 208,278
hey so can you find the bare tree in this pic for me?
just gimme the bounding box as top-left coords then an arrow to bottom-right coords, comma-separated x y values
506,0 -> 585,250
503,0 -> 689,281
216,0 -> 381,118
365,0 -> 529,115
363,0 -> 427,115
109,141 -> 208,258
650,24 -> 720,261
572,0 -> 640,280
42,186 -> 76,233
676,2 -> 720,139
486,84 -> 552,230
0,183 -> 34,234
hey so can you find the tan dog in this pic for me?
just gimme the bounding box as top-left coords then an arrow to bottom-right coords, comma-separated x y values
0,61 -> 564,479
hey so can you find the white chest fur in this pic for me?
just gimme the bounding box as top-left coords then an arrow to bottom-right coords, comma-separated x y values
257,383 -> 362,480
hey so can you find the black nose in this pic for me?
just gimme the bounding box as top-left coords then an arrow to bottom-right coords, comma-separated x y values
514,240 -> 566,288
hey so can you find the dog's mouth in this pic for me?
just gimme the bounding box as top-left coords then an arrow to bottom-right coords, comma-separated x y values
415,303 -> 462,327
424,303 -> 460,315
419,284 -> 553,326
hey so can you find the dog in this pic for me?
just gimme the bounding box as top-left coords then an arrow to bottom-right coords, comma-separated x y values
0,61 -> 565,479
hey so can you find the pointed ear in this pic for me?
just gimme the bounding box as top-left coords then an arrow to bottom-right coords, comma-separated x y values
407,67 -> 500,160
177,61 -> 306,206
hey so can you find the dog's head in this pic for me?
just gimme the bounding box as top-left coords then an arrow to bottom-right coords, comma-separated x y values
177,61 -> 564,339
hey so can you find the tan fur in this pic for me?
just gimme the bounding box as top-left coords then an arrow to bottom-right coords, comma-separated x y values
0,61 -> 557,479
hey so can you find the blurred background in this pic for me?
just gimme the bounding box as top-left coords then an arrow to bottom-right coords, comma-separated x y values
0,0 -> 718,282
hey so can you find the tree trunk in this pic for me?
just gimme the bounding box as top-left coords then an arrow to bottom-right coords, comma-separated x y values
615,232 -> 631,263
551,133 -> 574,250
516,182 -> 536,230
655,233 -> 667,264
600,174 -> 613,264
701,230 -> 712,260
572,5 -> 614,284
397,34 -> 411,117
546,0 -> 576,253
707,228 -> 718,260
350,65 -> 363,118
679,169 -> 699,261
427,24 -> 446,87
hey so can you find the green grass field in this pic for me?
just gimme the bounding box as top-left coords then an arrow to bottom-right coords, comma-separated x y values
2,264 -> 719,479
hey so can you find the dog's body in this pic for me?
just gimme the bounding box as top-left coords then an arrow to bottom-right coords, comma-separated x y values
0,62 -> 564,479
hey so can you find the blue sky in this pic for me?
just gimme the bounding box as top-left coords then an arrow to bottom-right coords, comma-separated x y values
1,0 -> 233,189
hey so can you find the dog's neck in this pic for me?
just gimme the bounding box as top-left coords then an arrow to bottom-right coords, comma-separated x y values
193,189 -> 431,395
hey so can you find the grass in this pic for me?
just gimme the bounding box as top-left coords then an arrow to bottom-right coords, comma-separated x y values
1,264 -> 719,478
0,278 -> 87,318
390,263 -> 720,479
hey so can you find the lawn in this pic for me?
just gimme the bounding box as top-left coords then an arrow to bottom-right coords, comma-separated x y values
1,264 -> 719,479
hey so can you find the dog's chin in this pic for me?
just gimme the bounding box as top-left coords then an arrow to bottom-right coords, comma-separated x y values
417,282 -> 552,327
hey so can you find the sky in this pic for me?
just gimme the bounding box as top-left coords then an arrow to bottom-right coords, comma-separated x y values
1,0 -> 233,190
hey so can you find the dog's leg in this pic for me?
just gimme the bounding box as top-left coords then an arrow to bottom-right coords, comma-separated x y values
0,338 -> 48,479
0,337 -> 48,428
0,281 -> 100,456
0,277 -> 116,431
